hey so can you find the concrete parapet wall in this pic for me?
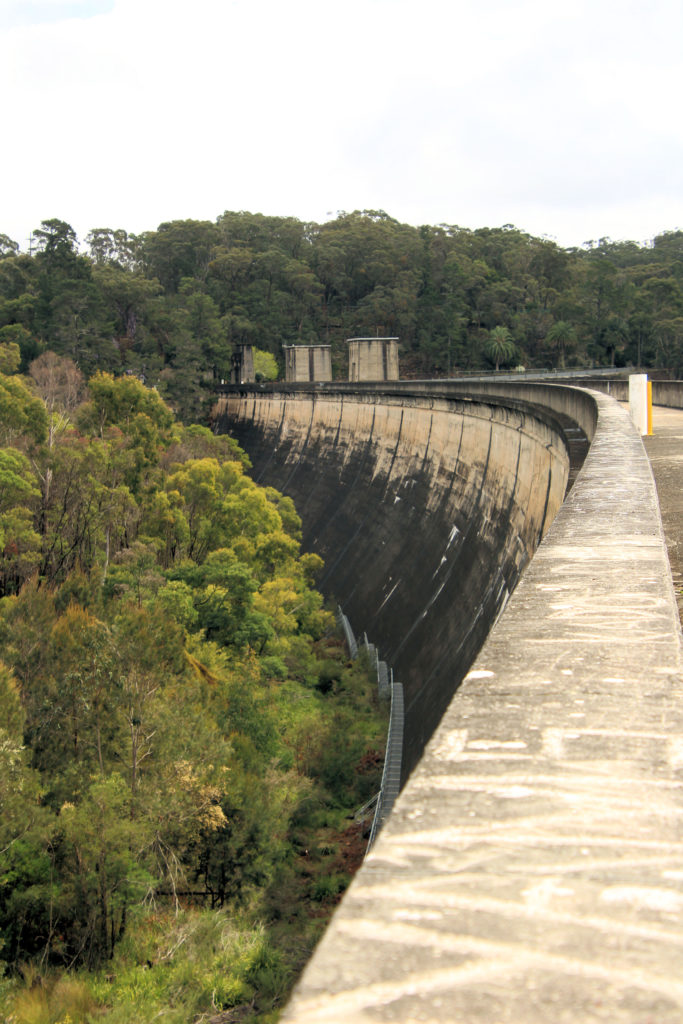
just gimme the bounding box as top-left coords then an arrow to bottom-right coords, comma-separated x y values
355,379 -> 600,442
213,384 -> 570,777
649,380 -> 683,408
531,377 -> 683,410
278,387 -> 683,1024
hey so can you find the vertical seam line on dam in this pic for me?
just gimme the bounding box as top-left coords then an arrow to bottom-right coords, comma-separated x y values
281,393 -> 317,493
319,404 -> 378,590
251,397 -> 288,486
381,407 -> 405,501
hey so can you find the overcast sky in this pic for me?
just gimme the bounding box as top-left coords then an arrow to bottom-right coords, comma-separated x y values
3,0 -> 683,252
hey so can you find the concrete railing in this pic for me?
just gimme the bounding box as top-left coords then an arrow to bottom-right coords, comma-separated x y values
453,375 -> 683,410
585,378 -> 683,409
280,386 -> 683,1024
356,374 -> 683,410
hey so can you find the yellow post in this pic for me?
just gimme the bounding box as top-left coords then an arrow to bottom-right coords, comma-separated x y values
647,380 -> 653,435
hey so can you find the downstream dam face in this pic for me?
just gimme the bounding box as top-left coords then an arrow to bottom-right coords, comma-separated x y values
213,383 -> 577,777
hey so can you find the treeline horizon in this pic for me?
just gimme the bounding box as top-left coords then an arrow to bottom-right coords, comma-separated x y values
1,210 -> 682,422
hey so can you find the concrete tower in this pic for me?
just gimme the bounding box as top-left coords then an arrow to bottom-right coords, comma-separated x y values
283,345 -> 332,382
347,337 -> 399,382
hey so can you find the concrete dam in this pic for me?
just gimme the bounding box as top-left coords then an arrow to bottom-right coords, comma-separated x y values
214,380 -> 683,1024
213,381 -> 588,777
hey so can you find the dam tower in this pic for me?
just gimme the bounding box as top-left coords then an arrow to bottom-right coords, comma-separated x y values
347,337 -> 399,381
283,344 -> 332,382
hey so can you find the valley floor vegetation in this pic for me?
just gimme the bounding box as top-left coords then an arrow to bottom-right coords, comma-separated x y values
0,353 -> 387,1022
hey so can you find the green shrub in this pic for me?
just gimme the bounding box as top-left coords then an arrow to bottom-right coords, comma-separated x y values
311,873 -> 348,903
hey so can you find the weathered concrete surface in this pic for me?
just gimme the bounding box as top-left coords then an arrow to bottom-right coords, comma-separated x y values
348,338 -> 400,381
214,386 -> 572,777
284,345 -> 332,382
644,405 -> 683,624
280,391 -> 683,1024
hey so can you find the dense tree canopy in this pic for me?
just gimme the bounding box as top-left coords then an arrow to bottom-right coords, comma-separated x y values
0,365 -> 385,1021
1,214 -> 681,425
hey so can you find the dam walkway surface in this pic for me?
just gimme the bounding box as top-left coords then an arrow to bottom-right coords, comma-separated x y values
273,388 -> 683,1024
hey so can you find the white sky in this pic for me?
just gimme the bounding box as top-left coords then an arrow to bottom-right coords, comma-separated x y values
2,0 -> 683,252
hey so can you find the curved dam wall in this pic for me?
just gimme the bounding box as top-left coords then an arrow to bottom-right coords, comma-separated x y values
213,385 -> 574,777
215,382 -> 683,1022
278,387 -> 683,1024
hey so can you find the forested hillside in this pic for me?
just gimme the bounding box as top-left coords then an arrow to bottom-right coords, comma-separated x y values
0,360 -> 386,1022
1,213 -> 682,422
